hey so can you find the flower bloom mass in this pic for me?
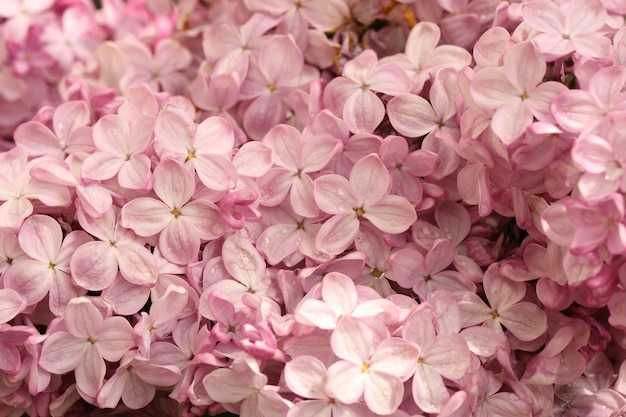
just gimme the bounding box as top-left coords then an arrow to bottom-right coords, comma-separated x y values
4,0 -> 626,416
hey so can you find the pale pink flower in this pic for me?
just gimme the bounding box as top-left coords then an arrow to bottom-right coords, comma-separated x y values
202,235 -> 274,309
0,0 -> 54,42
381,22 -> 472,93
379,135 -> 439,206
390,238 -> 476,300
81,114 -> 154,191
117,37 -> 192,95
323,49 -> 411,133
239,34 -> 318,139
522,0 -> 611,60
313,154 -> 417,257
14,100 -> 93,157
0,148 -> 72,230
3,215 -> 90,314
39,297 -> 134,399
284,355 -> 375,417
469,41 -> 567,144
133,285 -> 188,355
258,124 -> 342,218
120,158 -> 227,265
295,272 -> 399,330
387,68 -> 461,141
325,315 -> 419,415
29,152 -> 113,219
553,65 -> 626,134
70,206 -> 159,290
154,105 -> 238,191
203,357 -> 291,416
202,13 -> 280,80
255,205 -> 321,266
402,304 -> 472,413
96,349 -> 181,410
458,266 -> 548,341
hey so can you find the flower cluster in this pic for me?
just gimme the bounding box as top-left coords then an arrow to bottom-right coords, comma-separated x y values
2,0 -> 626,416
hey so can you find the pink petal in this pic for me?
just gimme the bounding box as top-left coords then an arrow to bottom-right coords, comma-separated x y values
551,90 -> 603,132
0,289 -> 26,323
243,93 -> 286,141
232,141 -> 273,177
259,35 -> 303,84
70,241 -> 118,291
412,364 -> 449,413
331,315 -> 373,363
118,155 -> 152,191
154,106 -> 193,156
160,219 -> 201,264
500,302 -> 548,341
314,174 -> 359,214
39,331 -> 86,374
120,197 -> 171,237
258,168 -> 294,206
369,63 -> 411,95
48,271 -> 82,316
123,373 -> 157,409
102,274 -> 151,315
18,214 -> 62,262
315,213 -> 360,256
203,368 -> 258,403
491,100 -> 533,145
350,154 -> 390,207
370,338 -> 419,380
364,371 -> 404,415
504,42 -> 544,94
81,152 -> 125,181
14,122 -> 62,156
284,356 -> 327,399
65,297 -> 104,338
221,235 -> 265,288
179,200 -> 227,240
405,22 -> 440,67
326,360 -> 366,404
342,89 -> 384,134
195,154 -> 238,191
95,317 -> 134,362
97,371 -> 127,409
92,114 -> 128,156
153,158 -> 195,209
470,68 -> 518,109
365,195 -> 417,234
290,175 -> 319,218
424,334 -> 470,379
75,345 -> 106,398
116,242 -> 159,286
322,272 -> 358,318
257,224 -> 302,265
3,260 -> 51,305
264,124 -> 302,169
195,116 -> 235,157
522,0 -> 565,35
387,93 -> 438,138
295,299 -> 339,330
